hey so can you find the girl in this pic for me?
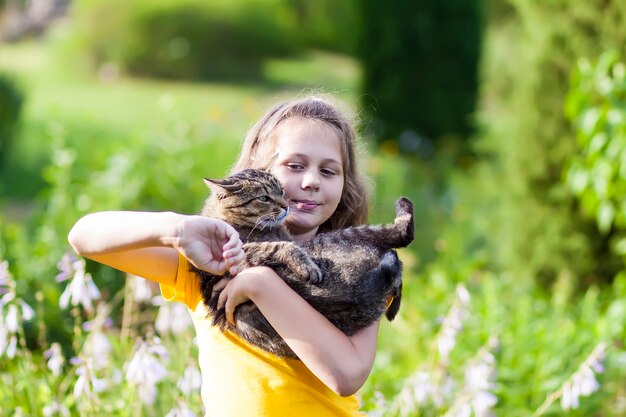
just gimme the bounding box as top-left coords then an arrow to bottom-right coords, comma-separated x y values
68,95 -> 375,416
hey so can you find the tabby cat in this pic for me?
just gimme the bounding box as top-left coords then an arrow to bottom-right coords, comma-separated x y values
198,169 -> 414,358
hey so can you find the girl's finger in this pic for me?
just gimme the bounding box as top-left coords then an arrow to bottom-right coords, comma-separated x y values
213,278 -> 229,293
225,298 -> 235,325
223,231 -> 241,251
217,287 -> 229,310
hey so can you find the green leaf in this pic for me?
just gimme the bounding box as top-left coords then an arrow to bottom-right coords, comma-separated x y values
580,108 -> 601,137
597,200 -> 615,234
588,132 -> 608,155
614,237 -> 626,255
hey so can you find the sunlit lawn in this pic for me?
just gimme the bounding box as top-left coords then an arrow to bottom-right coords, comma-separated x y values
0,40 -> 362,204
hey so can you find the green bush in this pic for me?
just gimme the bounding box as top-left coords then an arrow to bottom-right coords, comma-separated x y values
0,74 -> 24,166
287,0 -> 360,55
565,50 -> 626,268
458,0 -> 626,287
71,0 -> 302,81
358,0 -> 483,144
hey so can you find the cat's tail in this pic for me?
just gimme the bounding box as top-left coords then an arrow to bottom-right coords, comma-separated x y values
391,197 -> 414,248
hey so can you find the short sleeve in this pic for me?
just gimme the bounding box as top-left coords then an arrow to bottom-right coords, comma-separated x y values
159,253 -> 202,310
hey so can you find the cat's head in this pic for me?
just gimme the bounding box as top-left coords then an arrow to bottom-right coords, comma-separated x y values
202,169 -> 289,228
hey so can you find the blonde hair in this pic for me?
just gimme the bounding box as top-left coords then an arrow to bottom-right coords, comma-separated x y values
230,95 -> 369,231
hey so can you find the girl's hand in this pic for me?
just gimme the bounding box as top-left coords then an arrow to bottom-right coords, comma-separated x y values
174,216 -> 244,275
217,267 -> 274,324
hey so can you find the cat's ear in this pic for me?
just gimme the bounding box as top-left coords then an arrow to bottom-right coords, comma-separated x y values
203,178 -> 242,196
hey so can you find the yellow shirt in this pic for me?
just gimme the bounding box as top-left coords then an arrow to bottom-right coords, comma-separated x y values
160,254 -> 365,417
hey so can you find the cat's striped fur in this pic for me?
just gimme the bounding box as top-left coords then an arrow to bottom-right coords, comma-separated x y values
198,169 -> 414,358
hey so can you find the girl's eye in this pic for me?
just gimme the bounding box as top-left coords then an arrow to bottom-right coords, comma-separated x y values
257,196 -> 271,202
321,168 -> 337,176
286,163 -> 304,171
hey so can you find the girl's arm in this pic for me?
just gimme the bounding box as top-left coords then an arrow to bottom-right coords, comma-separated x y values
218,266 -> 380,396
68,211 -> 244,284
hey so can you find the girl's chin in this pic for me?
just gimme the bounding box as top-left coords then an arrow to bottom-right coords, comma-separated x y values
285,215 -> 320,235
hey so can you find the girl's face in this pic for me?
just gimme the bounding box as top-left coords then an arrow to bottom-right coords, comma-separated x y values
270,117 -> 344,242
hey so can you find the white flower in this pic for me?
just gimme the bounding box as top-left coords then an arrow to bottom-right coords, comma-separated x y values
472,391 -> 498,417
43,400 -> 70,417
129,274 -> 153,303
59,258 -> 101,314
125,337 -> 169,405
45,343 -> 65,376
6,304 -> 19,332
0,316 -> 7,355
56,252 -> 80,283
0,259 -> 35,359
5,335 -> 17,359
410,371 -> 433,405
178,364 -> 202,395
83,331 -> 112,370
436,284 -> 471,364
81,303 -> 112,370
155,302 -> 192,335
0,260 -> 12,295
18,300 -> 34,321
560,343 -> 606,411
165,400 -> 198,417
73,358 -> 108,403
442,336 -> 499,417
365,390 -> 388,417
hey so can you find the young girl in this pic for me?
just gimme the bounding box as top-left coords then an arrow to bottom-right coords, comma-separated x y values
68,95 -> 375,416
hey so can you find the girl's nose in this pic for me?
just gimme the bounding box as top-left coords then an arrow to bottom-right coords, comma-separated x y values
301,170 -> 320,191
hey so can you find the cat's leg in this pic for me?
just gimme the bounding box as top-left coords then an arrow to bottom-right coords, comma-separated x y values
329,197 -> 414,249
242,242 -> 323,284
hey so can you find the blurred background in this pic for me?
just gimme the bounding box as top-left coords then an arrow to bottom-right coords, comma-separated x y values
1,0 -> 626,416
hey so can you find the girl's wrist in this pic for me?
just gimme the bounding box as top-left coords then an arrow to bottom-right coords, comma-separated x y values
242,267 -> 279,301
158,211 -> 187,248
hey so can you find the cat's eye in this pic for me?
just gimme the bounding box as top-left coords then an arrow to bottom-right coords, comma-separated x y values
257,196 -> 271,202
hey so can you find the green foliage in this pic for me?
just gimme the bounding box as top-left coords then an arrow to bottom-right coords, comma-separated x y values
286,0 -> 360,55
0,74 -> 24,166
565,51 -> 626,265
3,30 -> 626,415
462,0 -> 626,287
361,261 -> 626,416
70,0 -> 302,81
358,0 -> 483,143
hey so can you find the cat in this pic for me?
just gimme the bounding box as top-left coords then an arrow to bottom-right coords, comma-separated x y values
197,169 -> 414,358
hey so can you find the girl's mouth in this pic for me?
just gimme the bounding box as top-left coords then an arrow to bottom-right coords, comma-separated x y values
293,200 -> 320,211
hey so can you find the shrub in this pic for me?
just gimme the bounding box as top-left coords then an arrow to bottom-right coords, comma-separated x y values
70,0 -> 302,81
564,50 -> 626,269
287,0 -> 360,55
0,74 -> 23,166
357,0 -> 483,144
458,0 -> 626,287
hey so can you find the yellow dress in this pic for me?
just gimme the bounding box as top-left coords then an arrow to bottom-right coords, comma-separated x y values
160,254 -> 365,417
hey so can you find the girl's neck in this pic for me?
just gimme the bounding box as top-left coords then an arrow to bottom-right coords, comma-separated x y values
290,228 -> 318,243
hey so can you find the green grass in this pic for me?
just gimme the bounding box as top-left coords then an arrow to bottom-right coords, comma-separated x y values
0,41 -> 362,208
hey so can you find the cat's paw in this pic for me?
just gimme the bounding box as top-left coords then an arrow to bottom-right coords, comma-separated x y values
294,260 -> 323,284
396,197 -> 414,215
306,263 -> 323,284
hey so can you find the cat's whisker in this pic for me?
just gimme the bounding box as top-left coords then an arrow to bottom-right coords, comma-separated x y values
245,214 -> 273,240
